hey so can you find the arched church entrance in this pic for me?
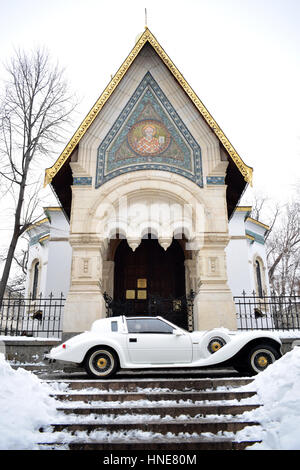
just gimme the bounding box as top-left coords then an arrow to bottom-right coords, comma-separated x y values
111,236 -> 190,330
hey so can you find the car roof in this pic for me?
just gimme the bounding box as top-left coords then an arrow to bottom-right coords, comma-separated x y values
125,316 -> 159,319
113,316 -> 163,321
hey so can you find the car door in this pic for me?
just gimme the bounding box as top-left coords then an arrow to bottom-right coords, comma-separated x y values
126,318 -> 192,364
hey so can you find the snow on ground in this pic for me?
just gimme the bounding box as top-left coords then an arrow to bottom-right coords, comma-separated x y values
0,354 -> 58,450
0,336 -> 61,341
1,347 -> 300,449
236,346 -> 300,450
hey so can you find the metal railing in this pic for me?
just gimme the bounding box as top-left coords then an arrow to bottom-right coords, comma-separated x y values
0,292 -> 65,338
2,289 -> 299,336
234,291 -> 300,331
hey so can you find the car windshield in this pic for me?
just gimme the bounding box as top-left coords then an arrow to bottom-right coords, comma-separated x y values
126,318 -> 174,334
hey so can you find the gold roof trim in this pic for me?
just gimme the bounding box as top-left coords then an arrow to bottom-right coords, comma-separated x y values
246,234 -> 255,242
44,206 -> 62,211
39,234 -> 50,244
235,206 -> 252,212
246,217 -> 270,231
44,28 -> 253,186
26,217 -> 49,232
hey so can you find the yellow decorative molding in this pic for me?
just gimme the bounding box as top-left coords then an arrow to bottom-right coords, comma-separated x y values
26,217 -> 49,232
235,206 -> 252,212
246,217 -> 270,231
44,206 -> 62,212
39,235 -> 50,244
44,28 -> 253,187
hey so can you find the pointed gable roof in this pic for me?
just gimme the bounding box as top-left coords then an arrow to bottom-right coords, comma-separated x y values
44,27 -> 252,188
45,28 -> 253,221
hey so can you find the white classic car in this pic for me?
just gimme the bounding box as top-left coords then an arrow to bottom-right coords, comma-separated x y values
45,316 -> 282,378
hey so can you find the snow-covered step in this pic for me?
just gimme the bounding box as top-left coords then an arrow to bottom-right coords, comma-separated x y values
51,390 -> 257,403
39,375 -> 262,450
39,435 -> 260,451
66,439 -> 259,451
43,417 -> 259,434
9,363 -> 66,376
10,364 -> 51,373
47,377 -> 253,391
57,403 -> 261,417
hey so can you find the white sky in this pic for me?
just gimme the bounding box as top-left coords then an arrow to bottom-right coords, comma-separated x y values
0,0 -> 299,251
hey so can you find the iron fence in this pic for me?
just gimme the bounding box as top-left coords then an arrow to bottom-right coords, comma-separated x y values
0,292 -> 65,338
1,290 -> 299,337
234,291 -> 300,331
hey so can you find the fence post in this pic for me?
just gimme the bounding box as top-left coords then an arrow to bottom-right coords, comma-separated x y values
14,291 -> 23,335
4,290 -> 12,335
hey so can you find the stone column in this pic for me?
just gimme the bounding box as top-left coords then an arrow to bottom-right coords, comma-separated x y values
102,260 -> 115,297
193,235 -> 237,331
62,235 -> 106,338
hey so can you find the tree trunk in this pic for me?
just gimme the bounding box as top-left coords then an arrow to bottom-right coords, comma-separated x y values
0,176 -> 27,307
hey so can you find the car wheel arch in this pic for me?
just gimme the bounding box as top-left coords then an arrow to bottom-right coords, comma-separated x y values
231,337 -> 281,372
238,337 -> 281,356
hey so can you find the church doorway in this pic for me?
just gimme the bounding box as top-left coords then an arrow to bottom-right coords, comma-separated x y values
111,236 -> 190,329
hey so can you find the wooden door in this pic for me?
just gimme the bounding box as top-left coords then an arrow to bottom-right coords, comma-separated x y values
114,237 -> 185,304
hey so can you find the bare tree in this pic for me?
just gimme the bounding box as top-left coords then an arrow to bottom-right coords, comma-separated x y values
250,191 -> 280,241
247,189 -> 299,295
0,243 -> 28,292
267,198 -> 300,295
0,48 -> 75,304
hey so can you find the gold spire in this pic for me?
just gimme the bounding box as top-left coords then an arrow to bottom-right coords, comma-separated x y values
44,27 -> 253,187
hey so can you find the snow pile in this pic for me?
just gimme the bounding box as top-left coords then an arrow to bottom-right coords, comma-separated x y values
237,346 -> 300,450
0,354 -> 58,449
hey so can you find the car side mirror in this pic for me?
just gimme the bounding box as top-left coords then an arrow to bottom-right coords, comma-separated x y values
174,329 -> 183,336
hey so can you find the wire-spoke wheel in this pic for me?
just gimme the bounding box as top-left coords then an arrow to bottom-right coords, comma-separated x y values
247,344 -> 280,375
84,348 -> 118,378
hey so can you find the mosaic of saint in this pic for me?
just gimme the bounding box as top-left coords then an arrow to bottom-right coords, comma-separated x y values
128,120 -> 171,156
96,73 -> 202,188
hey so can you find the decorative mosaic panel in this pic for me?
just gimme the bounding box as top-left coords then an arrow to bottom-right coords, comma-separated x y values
96,72 -> 203,188
206,176 -> 225,185
73,177 -> 92,186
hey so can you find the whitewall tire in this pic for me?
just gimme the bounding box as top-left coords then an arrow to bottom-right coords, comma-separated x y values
247,344 -> 280,375
84,348 -> 118,379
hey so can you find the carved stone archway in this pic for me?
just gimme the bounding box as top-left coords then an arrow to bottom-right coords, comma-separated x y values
63,171 -> 237,335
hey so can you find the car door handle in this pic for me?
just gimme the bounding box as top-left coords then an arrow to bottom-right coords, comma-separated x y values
129,338 -> 137,343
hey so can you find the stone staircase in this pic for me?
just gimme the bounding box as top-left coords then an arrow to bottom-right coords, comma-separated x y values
38,375 -> 262,450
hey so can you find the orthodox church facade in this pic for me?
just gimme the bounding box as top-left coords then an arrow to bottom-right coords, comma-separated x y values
26,205 -> 270,332
34,28 -> 266,336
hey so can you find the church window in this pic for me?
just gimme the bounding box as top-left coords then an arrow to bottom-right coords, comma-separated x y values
255,259 -> 263,297
32,261 -> 39,299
